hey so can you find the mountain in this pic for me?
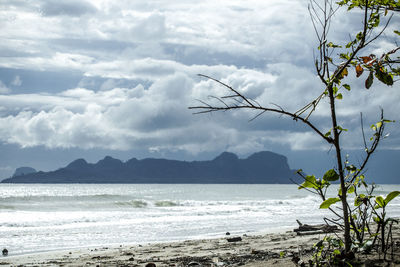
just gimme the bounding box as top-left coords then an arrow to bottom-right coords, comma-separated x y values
12,167 -> 37,177
1,151 -> 299,184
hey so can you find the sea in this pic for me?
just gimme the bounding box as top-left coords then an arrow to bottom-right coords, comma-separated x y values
1,183 -> 400,256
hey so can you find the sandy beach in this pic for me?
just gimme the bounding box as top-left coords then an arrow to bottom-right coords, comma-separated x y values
0,230 -> 314,267
2,224 -> 400,267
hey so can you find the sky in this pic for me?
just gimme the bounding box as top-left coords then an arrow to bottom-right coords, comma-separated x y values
0,0 -> 399,182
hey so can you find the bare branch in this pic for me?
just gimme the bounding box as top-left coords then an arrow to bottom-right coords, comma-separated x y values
198,74 -> 254,107
249,110 -> 267,122
360,112 -> 368,151
189,75 -> 334,144
350,109 -> 386,183
270,103 -> 284,111
365,13 -> 393,47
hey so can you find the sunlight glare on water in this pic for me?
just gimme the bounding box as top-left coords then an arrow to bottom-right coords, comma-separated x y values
1,183 -> 399,255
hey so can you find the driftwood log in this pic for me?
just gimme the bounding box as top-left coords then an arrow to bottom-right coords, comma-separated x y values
227,237 -> 242,242
294,220 -> 339,236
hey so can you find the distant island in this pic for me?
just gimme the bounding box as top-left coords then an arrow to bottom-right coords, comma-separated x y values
12,166 -> 37,177
1,151 -> 299,184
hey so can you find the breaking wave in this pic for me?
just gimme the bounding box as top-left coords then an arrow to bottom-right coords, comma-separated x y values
114,200 -> 148,208
154,200 -> 179,207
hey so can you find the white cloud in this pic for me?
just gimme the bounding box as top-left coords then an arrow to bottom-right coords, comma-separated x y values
0,81 -> 10,94
40,0 -> 97,17
11,75 -> 22,86
0,69 -> 316,152
129,12 -> 166,42
2,62 -> 395,154
0,0 -> 315,71
0,0 -> 398,156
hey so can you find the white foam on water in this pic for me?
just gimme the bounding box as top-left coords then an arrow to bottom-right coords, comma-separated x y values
1,183 -> 399,255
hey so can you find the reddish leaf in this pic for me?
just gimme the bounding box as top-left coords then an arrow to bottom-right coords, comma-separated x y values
356,64 -> 364,77
361,56 -> 375,66
338,67 -> 349,79
342,67 -> 348,77
361,56 -> 371,63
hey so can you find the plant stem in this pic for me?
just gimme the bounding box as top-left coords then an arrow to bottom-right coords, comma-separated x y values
328,83 -> 351,252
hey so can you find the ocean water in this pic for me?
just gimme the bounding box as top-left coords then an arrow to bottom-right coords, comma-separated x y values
1,184 -> 399,256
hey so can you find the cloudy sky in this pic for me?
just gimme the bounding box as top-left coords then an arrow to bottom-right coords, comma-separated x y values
0,0 -> 399,181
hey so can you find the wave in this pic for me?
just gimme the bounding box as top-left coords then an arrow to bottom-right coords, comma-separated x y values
0,194 -> 128,206
154,200 -> 179,207
0,195 -> 321,212
0,204 -> 15,210
0,197 -> 183,211
0,194 -> 125,203
114,200 -> 148,208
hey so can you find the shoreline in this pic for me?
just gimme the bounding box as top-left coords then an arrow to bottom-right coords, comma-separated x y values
1,230 -> 319,266
2,224 -> 400,267
3,226 -> 295,257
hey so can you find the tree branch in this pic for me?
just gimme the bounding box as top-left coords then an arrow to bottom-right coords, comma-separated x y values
189,75 -> 334,144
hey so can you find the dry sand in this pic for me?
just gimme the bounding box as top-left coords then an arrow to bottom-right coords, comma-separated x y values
1,225 -> 400,267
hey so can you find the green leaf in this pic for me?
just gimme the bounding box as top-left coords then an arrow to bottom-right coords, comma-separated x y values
384,191 -> 400,205
320,197 -> 341,209
348,185 -> 355,194
375,196 -> 385,208
299,175 -> 318,190
336,93 -> 343,100
375,67 -> 394,86
365,72 -> 374,89
324,130 -> 332,137
345,40 -> 355,48
346,165 -> 357,173
354,194 -> 366,207
327,42 -> 342,48
354,174 -> 365,186
314,240 -> 324,249
343,84 -> 351,91
340,53 -> 350,60
335,126 -> 348,132
395,30 -> 400,36
323,169 -> 339,182
370,13 -> 380,27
